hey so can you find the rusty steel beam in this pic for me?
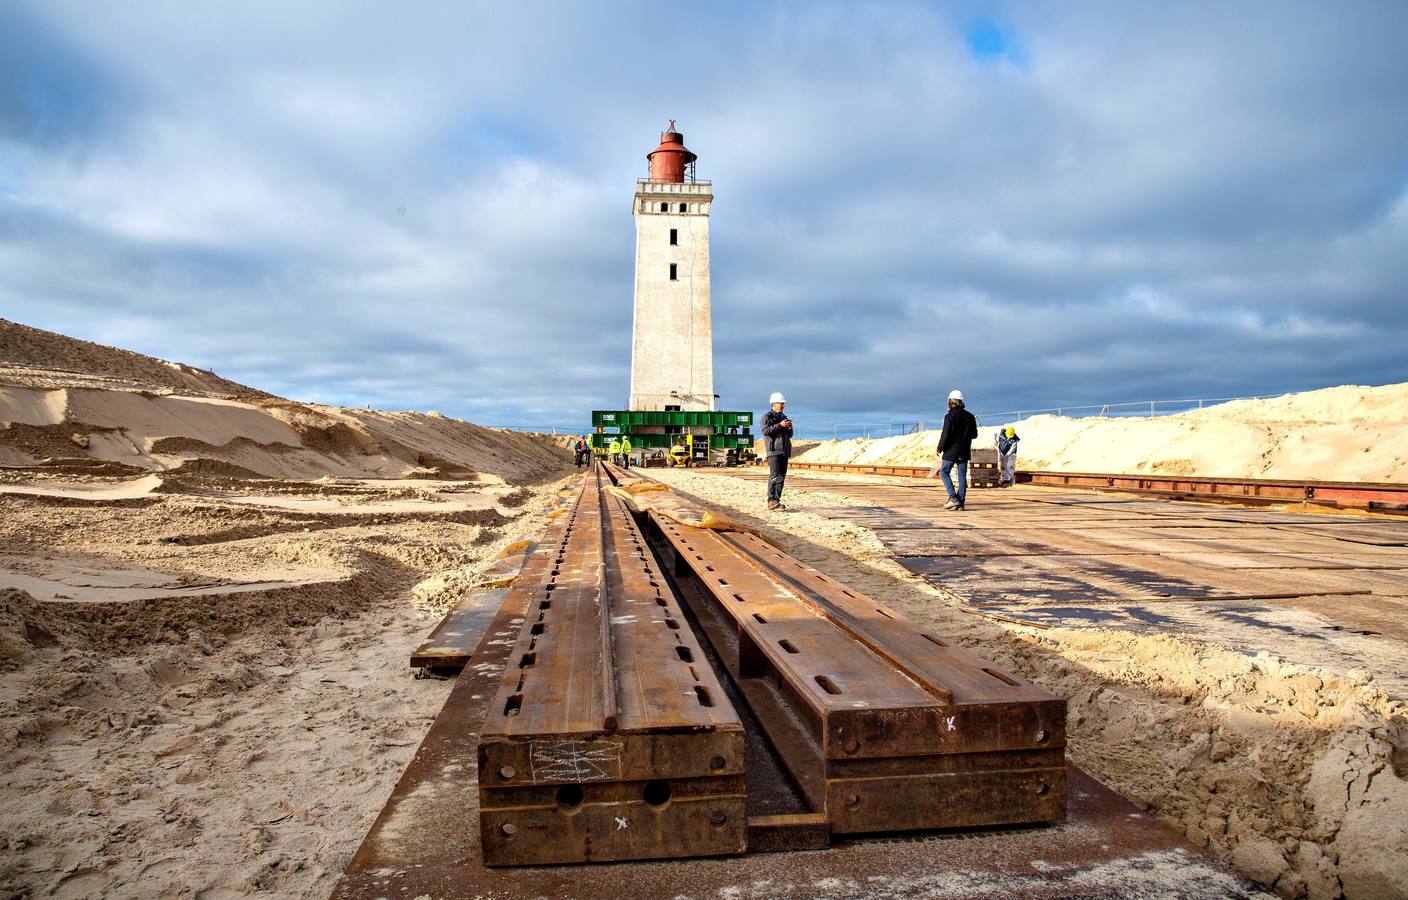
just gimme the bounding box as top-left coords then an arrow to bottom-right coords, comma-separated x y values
643,509 -> 1067,836
477,465 -> 746,866
1017,470 -> 1408,511
787,462 -> 1408,512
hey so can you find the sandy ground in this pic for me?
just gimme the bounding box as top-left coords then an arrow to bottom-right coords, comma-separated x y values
0,318 -> 592,896
0,464 -> 576,898
796,382 -> 1408,482
648,467 -> 1408,900
4,319 -> 1405,897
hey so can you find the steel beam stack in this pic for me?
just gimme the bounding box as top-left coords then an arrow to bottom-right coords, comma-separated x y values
478,468 -> 746,866
646,502 -> 1066,836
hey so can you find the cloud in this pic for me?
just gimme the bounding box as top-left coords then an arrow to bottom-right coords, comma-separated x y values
1,1 -> 1405,436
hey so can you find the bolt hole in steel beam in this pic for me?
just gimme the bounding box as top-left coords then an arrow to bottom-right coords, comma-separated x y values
695,685 -> 715,707
921,633 -> 949,647
874,608 -> 895,619
814,675 -> 844,695
710,811 -> 728,828
503,694 -> 522,716
709,755 -> 726,770
778,639 -> 800,654
752,613 -> 767,624
675,645 -> 694,663
530,623 -> 545,635
518,652 -> 537,668
643,780 -> 672,806
665,618 -> 680,630
555,784 -> 585,811
499,766 -> 516,779
1036,782 -> 1051,796
845,793 -> 861,810
501,823 -> 518,838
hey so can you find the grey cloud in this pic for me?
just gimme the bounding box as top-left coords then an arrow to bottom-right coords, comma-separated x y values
2,1 -> 1405,433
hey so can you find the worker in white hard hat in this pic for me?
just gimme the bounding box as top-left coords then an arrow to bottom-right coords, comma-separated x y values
761,392 -> 793,510
935,389 -> 978,510
995,425 -> 1020,487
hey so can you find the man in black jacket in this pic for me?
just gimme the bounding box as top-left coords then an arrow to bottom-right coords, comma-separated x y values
761,391 -> 793,510
936,389 -> 978,510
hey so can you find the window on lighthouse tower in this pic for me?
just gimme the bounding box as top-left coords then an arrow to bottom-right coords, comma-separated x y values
669,228 -> 678,246
669,264 -> 678,281
659,202 -> 667,212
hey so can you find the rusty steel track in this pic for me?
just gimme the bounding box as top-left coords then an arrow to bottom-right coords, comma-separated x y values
607,463 -> 1067,836
787,461 -> 1408,512
477,464 -> 747,865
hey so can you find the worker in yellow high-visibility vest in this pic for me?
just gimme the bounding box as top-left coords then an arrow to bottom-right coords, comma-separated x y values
608,437 -> 622,465
620,435 -> 632,469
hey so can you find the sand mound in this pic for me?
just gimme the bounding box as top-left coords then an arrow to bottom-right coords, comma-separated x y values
0,319 -> 271,400
797,383 -> 1408,482
0,321 -> 571,485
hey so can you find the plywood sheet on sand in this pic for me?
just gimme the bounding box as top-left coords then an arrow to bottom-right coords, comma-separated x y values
1270,595 -> 1408,640
1272,523 -> 1408,546
902,552 -> 1365,604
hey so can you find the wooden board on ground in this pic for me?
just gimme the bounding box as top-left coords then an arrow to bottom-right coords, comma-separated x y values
902,552 -> 1367,604
1270,595 -> 1408,641
1272,523 -> 1408,546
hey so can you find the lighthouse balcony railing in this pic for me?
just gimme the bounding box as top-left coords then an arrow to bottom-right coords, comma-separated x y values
635,179 -> 712,194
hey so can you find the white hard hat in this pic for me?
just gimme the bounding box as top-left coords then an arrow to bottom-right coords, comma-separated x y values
769,392 -> 786,404
948,389 -> 964,402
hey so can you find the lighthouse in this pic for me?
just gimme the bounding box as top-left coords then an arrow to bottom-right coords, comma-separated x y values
628,123 -> 715,412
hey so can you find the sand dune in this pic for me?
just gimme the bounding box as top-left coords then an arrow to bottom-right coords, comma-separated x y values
1,320 -> 565,485
798,383 -> 1408,482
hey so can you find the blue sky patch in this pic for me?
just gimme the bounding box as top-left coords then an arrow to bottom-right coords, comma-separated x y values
966,18 -> 1025,65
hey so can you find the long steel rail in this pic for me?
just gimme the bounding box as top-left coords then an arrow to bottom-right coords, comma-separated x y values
786,461 -> 1408,511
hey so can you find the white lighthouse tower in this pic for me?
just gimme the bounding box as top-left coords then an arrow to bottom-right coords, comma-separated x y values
628,123 -> 715,412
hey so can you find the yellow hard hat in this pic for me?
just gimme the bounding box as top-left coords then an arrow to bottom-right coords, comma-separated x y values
1004,426 -> 1015,438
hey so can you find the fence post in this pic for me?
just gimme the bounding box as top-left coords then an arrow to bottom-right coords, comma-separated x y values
1150,401 -> 1155,416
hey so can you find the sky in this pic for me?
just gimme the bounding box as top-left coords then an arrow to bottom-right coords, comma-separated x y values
2,2 -> 1406,437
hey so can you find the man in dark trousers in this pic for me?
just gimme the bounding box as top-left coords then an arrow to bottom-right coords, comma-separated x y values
936,389 -> 978,510
761,391 -> 793,510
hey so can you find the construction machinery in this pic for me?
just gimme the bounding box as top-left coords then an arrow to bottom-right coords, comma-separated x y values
592,409 -> 754,467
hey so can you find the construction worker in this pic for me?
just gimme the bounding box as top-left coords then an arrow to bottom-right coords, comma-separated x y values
761,392 -> 793,510
620,434 -> 632,469
608,436 -> 622,465
573,435 -> 589,468
995,425 -> 1020,487
936,389 -> 978,510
